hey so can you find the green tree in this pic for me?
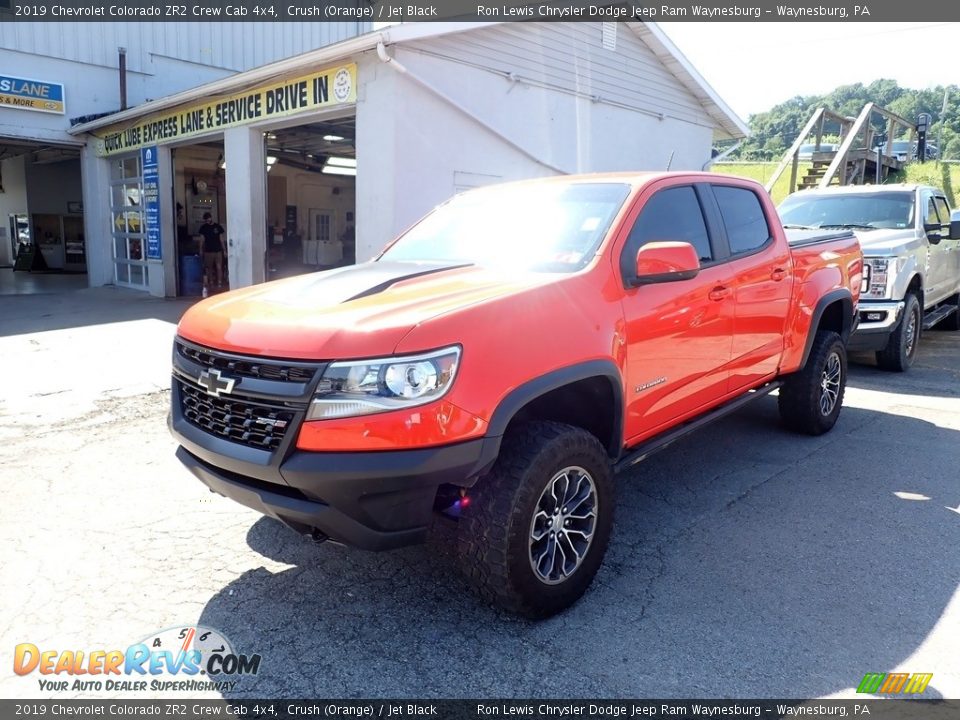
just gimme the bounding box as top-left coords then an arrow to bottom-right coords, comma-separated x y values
733,81 -> 960,161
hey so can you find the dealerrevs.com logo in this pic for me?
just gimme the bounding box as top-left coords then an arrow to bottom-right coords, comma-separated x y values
14,626 -> 261,693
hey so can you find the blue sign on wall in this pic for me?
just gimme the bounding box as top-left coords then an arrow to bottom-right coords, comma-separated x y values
0,74 -> 65,114
142,146 -> 161,261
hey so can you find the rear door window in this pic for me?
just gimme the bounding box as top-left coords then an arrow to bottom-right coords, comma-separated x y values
712,185 -> 772,256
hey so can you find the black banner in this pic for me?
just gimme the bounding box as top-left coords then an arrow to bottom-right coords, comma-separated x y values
0,1 -> 958,22
1,700 -> 957,720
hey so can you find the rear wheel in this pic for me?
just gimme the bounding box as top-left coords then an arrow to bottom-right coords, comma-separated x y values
876,293 -> 921,371
457,421 -> 614,618
778,330 -> 847,436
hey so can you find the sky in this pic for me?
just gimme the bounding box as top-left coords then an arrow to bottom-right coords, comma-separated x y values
658,23 -> 959,121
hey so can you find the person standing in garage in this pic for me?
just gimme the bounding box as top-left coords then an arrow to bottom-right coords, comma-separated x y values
199,212 -> 226,289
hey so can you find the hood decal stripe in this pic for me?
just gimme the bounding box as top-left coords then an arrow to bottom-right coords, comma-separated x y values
343,263 -> 474,303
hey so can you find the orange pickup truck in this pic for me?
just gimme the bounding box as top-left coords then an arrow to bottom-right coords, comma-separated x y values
170,172 -> 861,617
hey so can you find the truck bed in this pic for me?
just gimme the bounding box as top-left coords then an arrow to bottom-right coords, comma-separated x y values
785,228 -> 857,247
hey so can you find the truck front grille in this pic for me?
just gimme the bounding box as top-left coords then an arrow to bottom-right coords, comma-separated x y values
178,381 -> 295,452
176,341 -> 317,383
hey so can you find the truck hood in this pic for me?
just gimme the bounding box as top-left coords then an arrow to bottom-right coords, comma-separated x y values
177,261 -> 559,360
855,228 -> 924,256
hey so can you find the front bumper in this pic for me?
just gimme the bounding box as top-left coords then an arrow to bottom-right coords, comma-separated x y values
174,440 -> 488,551
848,300 -> 904,352
169,338 -> 497,549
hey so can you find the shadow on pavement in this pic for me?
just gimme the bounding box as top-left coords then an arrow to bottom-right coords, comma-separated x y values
0,286 -> 193,337
198,400 -> 960,698
847,328 -> 960,400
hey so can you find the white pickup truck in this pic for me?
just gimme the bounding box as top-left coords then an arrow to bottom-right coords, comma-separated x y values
778,184 -> 960,371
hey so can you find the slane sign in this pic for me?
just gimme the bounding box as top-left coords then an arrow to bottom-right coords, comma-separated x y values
0,74 -> 65,114
93,63 -> 356,157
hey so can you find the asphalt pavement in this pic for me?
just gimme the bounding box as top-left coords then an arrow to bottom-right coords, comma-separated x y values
1,286 -> 957,700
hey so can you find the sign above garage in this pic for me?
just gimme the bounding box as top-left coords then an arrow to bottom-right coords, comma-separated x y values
0,74 -> 65,114
93,63 -> 356,157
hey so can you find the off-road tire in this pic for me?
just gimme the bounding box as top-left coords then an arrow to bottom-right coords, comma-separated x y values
933,296 -> 960,331
876,293 -> 921,371
778,330 -> 847,436
457,421 -> 614,619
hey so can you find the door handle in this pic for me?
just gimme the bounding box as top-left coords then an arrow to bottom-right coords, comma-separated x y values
771,268 -> 787,281
708,286 -> 731,301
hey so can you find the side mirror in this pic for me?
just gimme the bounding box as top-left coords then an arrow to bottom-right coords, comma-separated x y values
630,241 -> 700,286
924,222 -> 943,244
951,211 -> 960,241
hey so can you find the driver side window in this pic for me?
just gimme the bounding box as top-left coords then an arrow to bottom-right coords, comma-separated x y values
934,197 -> 951,228
925,196 -> 940,225
620,186 -> 712,281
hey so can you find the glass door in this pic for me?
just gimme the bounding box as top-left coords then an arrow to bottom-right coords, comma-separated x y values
109,154 -> 149,289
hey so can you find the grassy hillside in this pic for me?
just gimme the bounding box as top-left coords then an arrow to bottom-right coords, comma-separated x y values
713,161 -> 960,206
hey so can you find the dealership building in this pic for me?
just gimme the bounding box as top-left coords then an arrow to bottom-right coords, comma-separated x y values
4,21 -> 747,297
0,21 -> 369,283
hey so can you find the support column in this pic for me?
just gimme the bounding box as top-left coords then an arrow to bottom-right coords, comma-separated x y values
147,144 -> 177,297
81,146 -> 114,288
224,126 -> 266,289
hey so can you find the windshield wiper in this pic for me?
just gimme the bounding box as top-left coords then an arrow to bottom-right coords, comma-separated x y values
782,223 -> 815,230
816,223 -> 877,230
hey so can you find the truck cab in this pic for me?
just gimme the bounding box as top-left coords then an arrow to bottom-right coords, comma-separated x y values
778,184 -> 960,371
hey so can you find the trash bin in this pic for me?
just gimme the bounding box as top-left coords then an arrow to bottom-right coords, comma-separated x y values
179,254 -> 203,296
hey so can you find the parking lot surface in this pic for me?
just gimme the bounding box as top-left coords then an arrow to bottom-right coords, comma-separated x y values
1,287 -> 958,700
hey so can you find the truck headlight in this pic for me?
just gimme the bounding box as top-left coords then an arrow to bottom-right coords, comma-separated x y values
864,257 -> 898,298
306,346 -> 461,420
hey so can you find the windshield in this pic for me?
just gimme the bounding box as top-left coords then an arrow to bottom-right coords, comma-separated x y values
378,182 -> 631,273
778,191 -> 914,230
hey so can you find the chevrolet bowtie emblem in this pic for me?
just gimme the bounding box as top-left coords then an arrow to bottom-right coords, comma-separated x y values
197,369 -> 236,397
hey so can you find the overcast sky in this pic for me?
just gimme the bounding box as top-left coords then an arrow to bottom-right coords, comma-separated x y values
658,23 -> 958,121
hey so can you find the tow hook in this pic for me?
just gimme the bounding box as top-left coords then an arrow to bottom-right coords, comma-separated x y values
305,529 -> 329,544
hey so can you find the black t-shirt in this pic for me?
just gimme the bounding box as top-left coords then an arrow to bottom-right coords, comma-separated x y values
199,222 -> 224,253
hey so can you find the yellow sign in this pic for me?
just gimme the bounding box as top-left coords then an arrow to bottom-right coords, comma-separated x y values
94,64 -> 356,157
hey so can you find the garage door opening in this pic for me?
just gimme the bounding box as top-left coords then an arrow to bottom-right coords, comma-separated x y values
1,139 -> 85,292
262,116 -> 356,281
171,140 -> 227,296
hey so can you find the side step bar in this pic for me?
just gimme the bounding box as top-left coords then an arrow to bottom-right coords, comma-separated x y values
922,302 -> 958,331
613,380 -> 783,473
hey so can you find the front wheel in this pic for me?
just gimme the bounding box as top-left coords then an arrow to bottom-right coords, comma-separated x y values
457,421 -> 614,618
876,293 -> 921,371
778,330 -> 847,436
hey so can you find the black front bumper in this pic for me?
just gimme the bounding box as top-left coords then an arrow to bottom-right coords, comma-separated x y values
170,372 -> 492,550
169,339 -> 496,550
174,439 -> 488,550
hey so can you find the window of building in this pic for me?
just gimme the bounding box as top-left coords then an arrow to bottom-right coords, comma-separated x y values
620,186 -> 712,280
713,185 -> 771,255
109,155 -> 149,290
